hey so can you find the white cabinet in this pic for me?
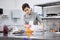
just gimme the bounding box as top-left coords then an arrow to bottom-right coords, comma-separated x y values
11,10 -> 20,19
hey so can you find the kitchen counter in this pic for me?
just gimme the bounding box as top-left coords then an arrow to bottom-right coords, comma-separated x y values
0,32 -> 60,40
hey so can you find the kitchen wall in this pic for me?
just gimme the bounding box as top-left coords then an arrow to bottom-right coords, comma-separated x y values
0,0 -> 16,26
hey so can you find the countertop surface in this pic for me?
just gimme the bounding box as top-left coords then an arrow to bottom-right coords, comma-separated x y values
0,32 -> 60,40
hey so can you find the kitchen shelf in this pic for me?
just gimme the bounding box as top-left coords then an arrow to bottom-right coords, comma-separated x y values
35,1 -> 60,7
42,16 -> 60,20
35,1 -> 60,32
35,1 -> 60,20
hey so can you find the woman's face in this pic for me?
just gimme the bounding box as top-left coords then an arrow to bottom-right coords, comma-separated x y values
24,7 -> 31,14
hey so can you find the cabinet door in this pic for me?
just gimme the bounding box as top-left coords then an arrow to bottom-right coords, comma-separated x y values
11,10 -> 20,19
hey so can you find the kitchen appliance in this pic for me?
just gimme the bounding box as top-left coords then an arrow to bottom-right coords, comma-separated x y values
0,8 -> 3,15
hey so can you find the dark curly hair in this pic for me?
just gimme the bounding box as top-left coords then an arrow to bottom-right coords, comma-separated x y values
22,3 -> 30,11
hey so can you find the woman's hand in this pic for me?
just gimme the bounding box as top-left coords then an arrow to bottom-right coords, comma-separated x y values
40,22 -> 43,27
24,24 -> 31,28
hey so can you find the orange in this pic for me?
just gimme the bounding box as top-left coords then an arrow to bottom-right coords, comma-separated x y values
26,28 -> 33,38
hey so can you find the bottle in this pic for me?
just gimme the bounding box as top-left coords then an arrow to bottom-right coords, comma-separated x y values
3,25 -> 8,36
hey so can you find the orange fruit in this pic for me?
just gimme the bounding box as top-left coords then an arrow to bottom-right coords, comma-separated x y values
26,28 -> 33,37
